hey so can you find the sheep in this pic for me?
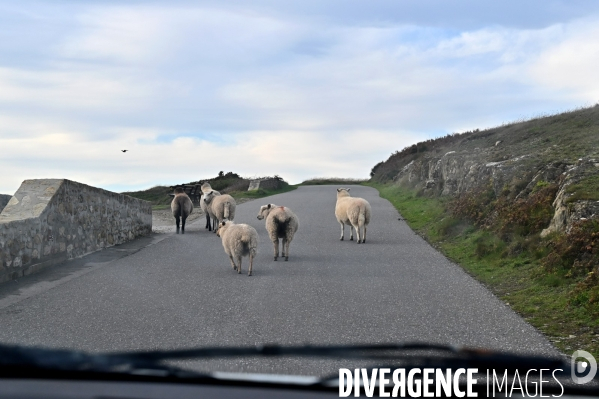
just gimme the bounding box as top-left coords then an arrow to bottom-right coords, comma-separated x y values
257,204 -> 299,261
204,191 -> 236,232
171,187 -> 193,234
335,188 -> 371,243
216,220 -> 258,276
200,182 -> 220,231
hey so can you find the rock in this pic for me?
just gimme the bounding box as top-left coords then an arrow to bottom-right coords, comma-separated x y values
0,194 -> 11,213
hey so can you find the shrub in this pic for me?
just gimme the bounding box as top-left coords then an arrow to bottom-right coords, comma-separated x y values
495,184 -> 558,237
541,219 -> 599,276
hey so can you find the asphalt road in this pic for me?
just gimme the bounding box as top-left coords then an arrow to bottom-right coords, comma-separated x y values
0,185 -> 559,376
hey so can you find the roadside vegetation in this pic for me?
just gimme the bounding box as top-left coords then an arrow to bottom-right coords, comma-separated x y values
364,103 -> 599,358
367,180 -> 599,359
122,186 -> 173,208
228,184 -> 297,200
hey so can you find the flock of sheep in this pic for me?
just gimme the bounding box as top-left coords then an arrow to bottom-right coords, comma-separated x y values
170,183 -> 372,276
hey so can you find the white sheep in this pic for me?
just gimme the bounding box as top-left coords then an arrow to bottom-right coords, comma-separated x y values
204,191 -> 236,232
257,204 -> 299,261
200,182 -> 220,231
216,220 -> 258,276
171,187 -> 193,234
335,188 -> 371,243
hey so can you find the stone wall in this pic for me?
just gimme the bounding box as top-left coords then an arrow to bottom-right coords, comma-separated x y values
248,178 -> 283,191
0,179 -> 152,283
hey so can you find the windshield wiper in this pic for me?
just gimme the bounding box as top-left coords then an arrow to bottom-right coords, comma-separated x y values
2,342 -> 593,397
0,342 -> 566,374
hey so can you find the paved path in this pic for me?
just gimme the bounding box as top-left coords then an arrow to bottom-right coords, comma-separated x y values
0,185 -> 558,376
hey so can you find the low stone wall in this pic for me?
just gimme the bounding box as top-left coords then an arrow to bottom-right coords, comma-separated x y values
248,178 -> 283,191
0,179 -> 152,283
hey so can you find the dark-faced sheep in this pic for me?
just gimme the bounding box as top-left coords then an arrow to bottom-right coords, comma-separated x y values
204,191 -> 236,232
216,220 -> 258,276
171,187 -> 193,234
257,204 -> 299,261
335,188 -> 371,243
200,182 -> 220,231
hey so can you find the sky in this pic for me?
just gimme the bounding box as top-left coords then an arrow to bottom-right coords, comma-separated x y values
1,0 -> 599,194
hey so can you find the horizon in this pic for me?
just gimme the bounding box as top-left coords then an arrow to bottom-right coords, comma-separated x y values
2,1 -> 599,194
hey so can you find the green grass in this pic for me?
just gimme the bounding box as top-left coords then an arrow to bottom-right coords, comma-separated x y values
123,186 -> 172,206
367,182 -> 599,359
566,174 -> 599,203
366,182 -> 445,233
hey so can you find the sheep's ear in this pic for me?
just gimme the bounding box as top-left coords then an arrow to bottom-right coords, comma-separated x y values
267,204 -> 271,209
337,188 -> 341,192
347,188 -> 350,191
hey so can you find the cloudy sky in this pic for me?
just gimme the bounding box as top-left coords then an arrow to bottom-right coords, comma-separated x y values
1,0 -> 598,194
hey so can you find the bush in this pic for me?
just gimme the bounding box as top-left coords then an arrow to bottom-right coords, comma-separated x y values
449,184 -> 496,227
495,184 -> 558,237
448,183 -> 557,239
541,219 -> 599,276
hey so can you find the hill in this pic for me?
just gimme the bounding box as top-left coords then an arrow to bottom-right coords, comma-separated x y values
371,104 -> 599,235
368,104 -> 599,357
122,172 -> 294,207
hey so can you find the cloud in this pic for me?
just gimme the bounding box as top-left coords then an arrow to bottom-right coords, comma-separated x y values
529,19 -> 599,100
0,121 -> 418,193
1,2 -> 599,194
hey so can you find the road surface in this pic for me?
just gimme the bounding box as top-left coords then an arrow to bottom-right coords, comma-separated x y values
0,185 -> 558,376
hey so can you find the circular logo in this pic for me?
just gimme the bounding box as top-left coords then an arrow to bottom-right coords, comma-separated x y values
571,350 -> 597,385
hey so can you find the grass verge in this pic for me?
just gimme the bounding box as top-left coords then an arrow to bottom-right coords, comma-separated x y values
366,181 -> 599,358
123,186 -> 172,206
228,184 -> 298,201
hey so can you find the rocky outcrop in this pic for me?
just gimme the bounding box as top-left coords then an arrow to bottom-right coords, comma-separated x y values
0,194 -> 10,214
391,148 -> 599,235
394,148 -> 536,198
540,160 -> 599,236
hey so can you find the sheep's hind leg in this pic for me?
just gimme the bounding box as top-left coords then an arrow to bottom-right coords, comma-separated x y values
248,253 -> 253,276
339,222 -> 345,241
352,223 -> 361,244
237,256 -> 243,274
228,255 -> 237,271
284,238 -> 290,261
349,224 -> 354,241
362,225 -> 367,243
273,238 -> 279,261
175,216 -> 180,234
281,237 -> 287,260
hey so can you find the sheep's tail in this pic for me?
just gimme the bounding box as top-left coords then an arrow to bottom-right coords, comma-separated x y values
224,201 -> 231,219
241,231 -> 258,256
358,204 -> 366,228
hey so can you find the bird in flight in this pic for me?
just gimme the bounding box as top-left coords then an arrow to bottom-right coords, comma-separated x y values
121,150 -> 128,153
